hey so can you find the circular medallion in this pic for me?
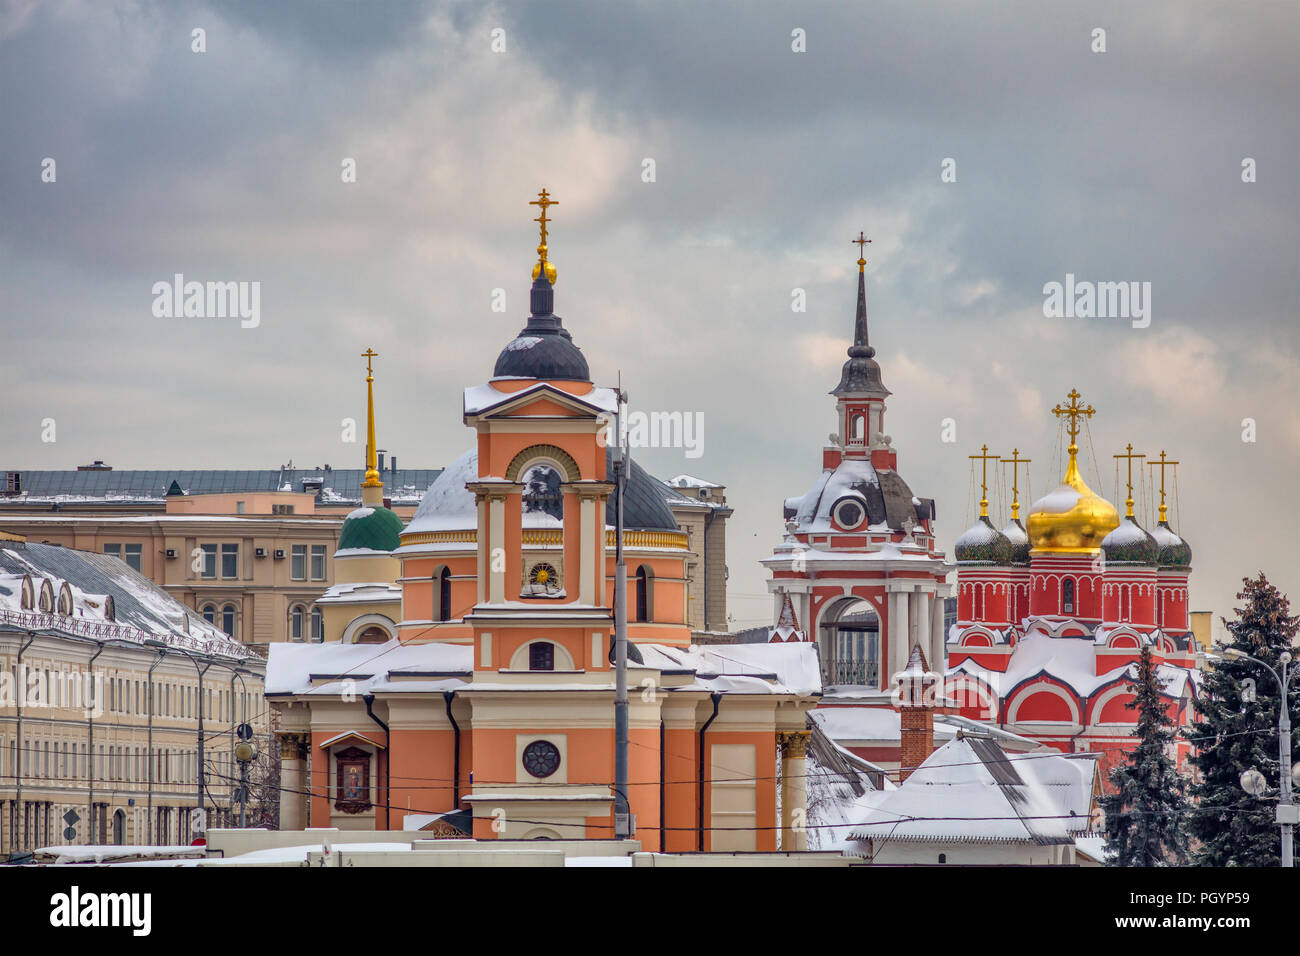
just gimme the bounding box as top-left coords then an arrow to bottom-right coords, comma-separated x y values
522,740 -> 561,779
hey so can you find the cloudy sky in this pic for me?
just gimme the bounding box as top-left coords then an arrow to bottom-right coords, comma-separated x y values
2,0 -> 1296,632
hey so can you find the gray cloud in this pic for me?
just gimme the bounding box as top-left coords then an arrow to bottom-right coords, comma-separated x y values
0,0 -> 1295,627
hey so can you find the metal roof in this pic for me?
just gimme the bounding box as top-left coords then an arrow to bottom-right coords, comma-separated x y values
0,468 -> 442,504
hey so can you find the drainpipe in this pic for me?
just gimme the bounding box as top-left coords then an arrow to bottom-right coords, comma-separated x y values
697,692 -> 722,852
363,694 -> 390,829
87,640 -> 106,845
13,632 -> 34,853
443,691 -> 460,809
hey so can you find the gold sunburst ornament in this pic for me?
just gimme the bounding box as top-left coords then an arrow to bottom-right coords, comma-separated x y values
530,188 -> 558,284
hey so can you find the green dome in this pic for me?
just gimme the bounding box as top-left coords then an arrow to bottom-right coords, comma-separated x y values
954,515 -> 1012,565
337,505 -> 404,553
1150,520 -> 1192,570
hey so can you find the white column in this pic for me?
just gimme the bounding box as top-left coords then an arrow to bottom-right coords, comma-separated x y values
488,497 -> 505,604
579,496 -> 595,605
916,591 -> 932,669
888,590 -> 908,682
930,591 -> 945,673
476,496 -> 487,605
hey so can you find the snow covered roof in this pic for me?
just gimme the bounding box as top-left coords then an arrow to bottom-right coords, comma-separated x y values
848,738 -> 1093,845
463,381 -> 619,416
785,459 -> 932,535
0,468 -> 439,506
0,542 -> 253,659
638,641 -> 821,696
667,475 -> 722,490
265,638 -> 472,695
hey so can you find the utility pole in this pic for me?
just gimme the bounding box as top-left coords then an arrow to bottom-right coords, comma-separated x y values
612,383 -> 631,839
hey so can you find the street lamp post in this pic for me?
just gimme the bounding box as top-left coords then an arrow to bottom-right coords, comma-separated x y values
1212,646 -> 1297,867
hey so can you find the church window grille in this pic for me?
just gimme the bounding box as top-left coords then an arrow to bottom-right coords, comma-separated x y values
522,740 -> 561,779
1062,579 -> 1075,615
529,642 -> 555,671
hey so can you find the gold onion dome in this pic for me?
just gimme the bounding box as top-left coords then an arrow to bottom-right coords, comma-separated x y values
1026,453 -> 1119,552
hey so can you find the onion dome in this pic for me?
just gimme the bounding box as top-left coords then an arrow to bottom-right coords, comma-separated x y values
1026,453 -> 1119,553
1150,521 -> 1192,569
337,505 -> 404,553
494,188 -> 589,382
1000,517 -> 1030,565
830,254 -> 890,398
493,271 -> 590,381
954,515 -> 1013,564
1100,514 -> 1158,565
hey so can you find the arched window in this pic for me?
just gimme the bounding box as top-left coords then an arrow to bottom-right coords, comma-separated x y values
852,413 -> 865,441
635,566 -> 650,623
57,582 -> 73,616
310,607 -> 323,641
291,605 -> 304,641
38,579 -> 54,612
202,604 -> 216,624
221,604 -> 236,637
1061,578 -> 1075,615
438,568 -> 452,622
356,626 -> 388,645
521,463 -> 564,521
529,642 -> 555,671
20,575 -> 33,610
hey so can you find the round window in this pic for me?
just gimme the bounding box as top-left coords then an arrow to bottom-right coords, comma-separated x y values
833,498 -> 865,530
522,740 -> 561,779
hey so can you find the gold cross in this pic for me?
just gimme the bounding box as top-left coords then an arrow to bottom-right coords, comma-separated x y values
530,188 -> 558,248
852,231 -> 871,269
1051,388 -> 1095,445
968,443 -> 999,518
361,348 -> 378,378
1148,450 -> 1179,523
1113,443 -> 1145,518
1001,448 -> 1032,521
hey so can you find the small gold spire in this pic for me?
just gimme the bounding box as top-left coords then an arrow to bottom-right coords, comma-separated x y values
1113,443 -> 1146,519
360,348 -> 383,503
1148,450 -> 1179,523
852,231 -> 871,273
530,188 -> 559,284
1001,448 -> 1031,521
969,444 -> 998,519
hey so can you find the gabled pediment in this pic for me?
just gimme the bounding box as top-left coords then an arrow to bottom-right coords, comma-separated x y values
464,381 -> 618,422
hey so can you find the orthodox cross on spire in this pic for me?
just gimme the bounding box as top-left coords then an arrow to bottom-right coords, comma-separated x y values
969,443 -> 998,518
1148,450 -> 1180,523
1001,448 -> 1031,521
361,348 -> 382,491
530,188 -> 559,284
852,231 -> 871,272
1051,388 -> 1096,447
1113,443 -> 1146,518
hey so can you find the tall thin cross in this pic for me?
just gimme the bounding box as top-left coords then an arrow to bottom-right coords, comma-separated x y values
361,347 -> 378,379
1051,388 -> 1096,446
530,188 -> 558,248
852,231 -> 871,271
360,348 -> 381,488
1113,443 -> 1145,518
1001,448 -> 1031,521
1148,450 -> 1179,523
969,443 -> 999,518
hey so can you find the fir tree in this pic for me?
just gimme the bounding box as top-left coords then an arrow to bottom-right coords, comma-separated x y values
1102,644 -> 1189,865
1186,573 -> 1299,866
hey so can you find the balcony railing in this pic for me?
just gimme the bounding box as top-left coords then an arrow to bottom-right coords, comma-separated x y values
823,657 -> 878,687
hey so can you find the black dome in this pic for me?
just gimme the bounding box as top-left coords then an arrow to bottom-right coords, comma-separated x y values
493,273 -> 590,382
604,448 -> 680,532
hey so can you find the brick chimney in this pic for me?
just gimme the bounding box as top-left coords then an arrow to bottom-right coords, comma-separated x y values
896,644 -> 937,782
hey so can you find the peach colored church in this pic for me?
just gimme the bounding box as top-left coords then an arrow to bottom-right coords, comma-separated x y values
267,195 -> 818,850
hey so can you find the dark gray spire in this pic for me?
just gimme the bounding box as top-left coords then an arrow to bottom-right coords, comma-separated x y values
831,266 -> 890,397
493,272 -> 590,381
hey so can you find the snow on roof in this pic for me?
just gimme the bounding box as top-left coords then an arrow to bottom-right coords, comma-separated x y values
667,475 -> 722,489
402,448 -> 479,535
848,738 -> 1085,845
463,381 -> 619,416
1028,484 -> 1081,515
639,641 -> 821,696
265,638 -> 471,695
949,631 -> 1200,702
